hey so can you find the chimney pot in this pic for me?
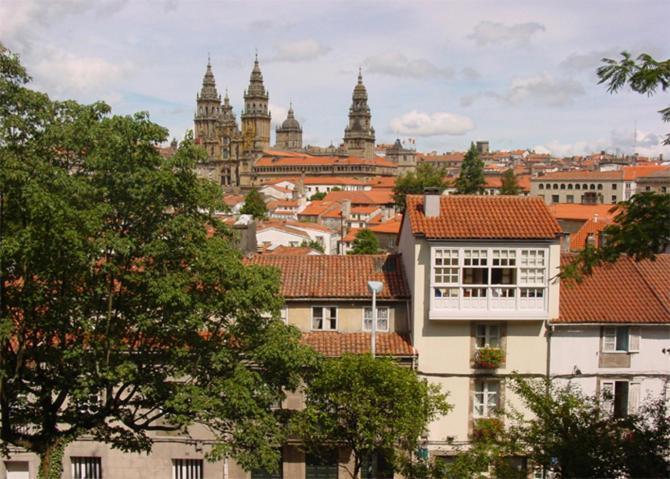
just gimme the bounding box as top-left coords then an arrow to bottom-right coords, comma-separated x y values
423,187 -> 442,218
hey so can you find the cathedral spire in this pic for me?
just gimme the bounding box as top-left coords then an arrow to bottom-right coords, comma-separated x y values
343,69 -> 375,159
198,57 -> 220,101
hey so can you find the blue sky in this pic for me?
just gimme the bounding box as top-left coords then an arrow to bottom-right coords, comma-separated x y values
1,0 -> 668,158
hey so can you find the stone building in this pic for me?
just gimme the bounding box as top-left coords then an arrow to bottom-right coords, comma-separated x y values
385,138 -> 416,175
342,69 -> 376,160
275,103 -> 302,150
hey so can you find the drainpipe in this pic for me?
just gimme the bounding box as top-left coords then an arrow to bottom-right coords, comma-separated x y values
546,321 -> 553,388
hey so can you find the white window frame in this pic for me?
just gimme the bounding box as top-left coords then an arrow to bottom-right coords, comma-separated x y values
311,306 -> 338,331
473,380 -> 500,418
475,324 -> 501,349
172,459 -> 203,479
430,246 -> 549,317
363,306 -> 390,332
601,379 -> 640,417
71,457 -> 102,479
602,326 -> 641,353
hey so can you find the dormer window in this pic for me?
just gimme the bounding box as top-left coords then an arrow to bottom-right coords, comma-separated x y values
431,246 -> 548,317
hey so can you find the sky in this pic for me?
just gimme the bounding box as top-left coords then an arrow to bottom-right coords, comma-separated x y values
1,0 -> 668,158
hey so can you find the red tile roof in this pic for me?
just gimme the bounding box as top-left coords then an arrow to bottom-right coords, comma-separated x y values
557,255 -> 670,323
267,246 -> 320,256
255,154 -> 398,168
323,190 -> 394,205
622,165 -> 670,180
538,170 -> 623,181
405,195 -> 562,240
548,204 -> 617,221
369,215 -> 402,234
301,332 -> 415,357
298,201 -> 341,217
248,254 -> 410,299
569,216 -> 612,250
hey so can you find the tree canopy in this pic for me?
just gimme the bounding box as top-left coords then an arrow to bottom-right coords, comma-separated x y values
393,162 -> 448,210
598,51 -> 670,145
454,143 -> 485,195
499,169 -> 522,195
293,354 -> 450,479
240,188 -> 268,219
445,377 -> 670,478
0,45 -> 315,478
300,239 -> 325,253
348,229 -> 380,254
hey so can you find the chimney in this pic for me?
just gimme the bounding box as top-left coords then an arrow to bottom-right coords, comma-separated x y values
341,199 -> 352,220
424,187 -> 442,218
592,213 -> 599,223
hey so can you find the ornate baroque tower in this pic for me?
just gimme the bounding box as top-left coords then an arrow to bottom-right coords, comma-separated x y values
194,58 -> 222,160
275,103 -> 303,150
343,69 -> 375,159
241,55 -> 271,151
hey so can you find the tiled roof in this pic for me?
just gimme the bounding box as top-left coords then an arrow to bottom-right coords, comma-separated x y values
569,216 -> 612,250
483,174 -> 531,192
405,195 -> 562,239
548,203 -> 617,221
622,165 -> 670,180
284,220 -> 337,234
323,190 -> 394,205
557,255 -> 670,323
369,215 -> 402,234
255,154 -> 398,168
417,152 -> 465,163
366,177 -> 397,188
301,332 -> 414,357
267,246 -> 320,256
223,194 -> 245,206
351,206 -> 380,214
256,222 -> 310,239
264,176 -> 370,186
248,254 -> 410,299
298,200 -> 342,217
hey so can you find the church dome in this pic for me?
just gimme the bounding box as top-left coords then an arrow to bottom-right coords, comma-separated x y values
279,104 -> 302,131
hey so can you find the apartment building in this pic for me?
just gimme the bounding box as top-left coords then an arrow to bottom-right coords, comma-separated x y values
551,255 -> 670,415
398,193 -> 562,459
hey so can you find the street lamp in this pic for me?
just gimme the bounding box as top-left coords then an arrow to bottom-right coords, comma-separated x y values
367,280 -> 383,358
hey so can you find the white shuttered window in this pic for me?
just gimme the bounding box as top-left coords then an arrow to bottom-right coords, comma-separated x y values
173,459 -> 203,479
71,457 -> 102,479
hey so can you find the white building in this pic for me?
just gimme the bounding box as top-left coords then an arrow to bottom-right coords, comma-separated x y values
256,221 -> 339,255
550,255 -> 670,416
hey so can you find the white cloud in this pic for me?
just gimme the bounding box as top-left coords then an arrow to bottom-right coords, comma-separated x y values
31,48 -> 132,95
461,67 -> 481,81
267,40 -> 330,63
389,110 -> 474,137
0,0 -> 127,50
504,73 -> 584,106
364,52 -> 453,79
559,48 -> 620,73
269,103 -> 288,128
468,21 -> 545,47
534,129 -> 665,157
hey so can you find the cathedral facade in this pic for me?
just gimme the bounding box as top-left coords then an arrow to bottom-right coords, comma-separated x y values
194,56 -> 407,189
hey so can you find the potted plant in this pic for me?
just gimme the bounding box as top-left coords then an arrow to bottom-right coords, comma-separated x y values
472,417 -> 504,442
474,347 -> 504,369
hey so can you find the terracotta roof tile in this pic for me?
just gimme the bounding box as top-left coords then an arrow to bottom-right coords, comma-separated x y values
369,215 -> 402,234
548,204 -> 617,221
405,195 -> 562,239
557,255 -> 670,323
569,216 -> 612,250
323,190 -> 394,205
267,246 -> 320,256
537,170 -> 623,181
248,254 -> 410,299
301,332 -> 414,357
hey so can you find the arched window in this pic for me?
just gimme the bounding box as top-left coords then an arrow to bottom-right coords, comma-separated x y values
539,184 -> 544,190
553,184 -> 559,190
568,184 -> 573,190
560,184 -> 566,190
575,184 -> 581,190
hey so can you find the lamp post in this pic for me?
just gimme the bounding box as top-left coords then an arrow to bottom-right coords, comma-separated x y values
367,280 -> 383,358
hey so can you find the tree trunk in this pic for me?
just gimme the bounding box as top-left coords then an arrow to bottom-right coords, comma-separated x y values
37,437 -> 69,479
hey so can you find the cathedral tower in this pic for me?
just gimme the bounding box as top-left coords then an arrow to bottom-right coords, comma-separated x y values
275,103 -> 303,150
343,69 -> 375,159
194,58 -> 222,159
241,55 -> 271,151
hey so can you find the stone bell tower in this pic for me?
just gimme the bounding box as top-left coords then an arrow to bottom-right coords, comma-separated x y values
241,54 -> 271,151
343,68 -> 375,159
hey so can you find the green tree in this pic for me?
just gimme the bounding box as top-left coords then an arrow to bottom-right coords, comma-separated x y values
309,191 -> 327,201
562,51 -> 670,279
598,51 -> 670,144
294,354 -> 451,479
454,143 -> 485,195
0,46 -> 314,478
447,377 -> 670,478
300,239 -> 325,253
393,162 -> 448,210
240,188 -> 268,219
499,169 -> 522,195
348,229 -> 380,254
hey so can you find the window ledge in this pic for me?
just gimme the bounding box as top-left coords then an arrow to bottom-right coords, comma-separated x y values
430,309 -> 548,321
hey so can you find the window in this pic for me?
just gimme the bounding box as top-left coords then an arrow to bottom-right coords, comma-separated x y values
560,183 -> 566,190
566,195 -> 574,203
361,452 -> 394,479
575,183 -> 581,190
312,307 -> 337,330
601,380 -> 639,418
567,183 -> 573,190
538,183 -> 544,190
475,324 -> 500,348
5,461 -> 29,479
611,195 -> 617,203
551,195 -> 560,203
431,247 -> 547,313
251,454 -> 282,479
552,184 -> 558,190
612,183 -> 617,190
363,306 -> 389,331
597,184 -> 603,190
280,307 -> 288,324
306,450 -> 338,479
645,186 -> 651,192
172,459 -> 203,479
474,380 -> 500,418
72,457 -> 102,479
603,326 -> 640,352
